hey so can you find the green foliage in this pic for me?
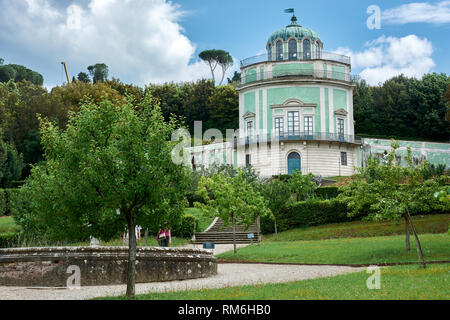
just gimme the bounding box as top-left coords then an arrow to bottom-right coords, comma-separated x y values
195,168 -> 271,232
288,171 -> 317,201
0,63 -> 43,85
260,198 -> 351,234
0,139 -> 24,188
0,231 -> 21,248
0,188 -> 5,215
314,186 -> 341,199
77,72 -> 91,83
17,94 -> 189,243
172,214 -> 199,238
353,73 -> 450,142
339,141 -> 449,222
87,63 -> 109,83
198,49 -> 233,85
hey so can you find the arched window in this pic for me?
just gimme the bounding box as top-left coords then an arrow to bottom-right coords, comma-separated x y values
268,43 -> 272,61
276,40 -> 283,61
303,39 -> 311,60
315,42 -> 320,59
288,39 -> 297,60
287,152 -> 301,175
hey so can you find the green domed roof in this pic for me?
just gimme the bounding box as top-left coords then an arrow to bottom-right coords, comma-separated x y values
268,16 -> 320,44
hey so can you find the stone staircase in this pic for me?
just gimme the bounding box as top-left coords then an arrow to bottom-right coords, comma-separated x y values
191,217 -> 259,244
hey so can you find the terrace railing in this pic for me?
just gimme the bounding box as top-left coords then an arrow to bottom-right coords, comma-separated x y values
240,51 -> 351,68
236,132 -> 361,147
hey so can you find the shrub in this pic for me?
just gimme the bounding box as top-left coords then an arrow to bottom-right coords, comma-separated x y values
4,188 -> 22,216
314,186 -> 341,199
0,189 -> 5,216
0,231 -> 20,248
172,214 -> 199,238
261,199 -> 360,234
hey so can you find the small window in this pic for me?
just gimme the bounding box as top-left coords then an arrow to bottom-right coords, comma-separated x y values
246,154 -> 251,167
268,43 -> 272,61
341,152 -> 347,166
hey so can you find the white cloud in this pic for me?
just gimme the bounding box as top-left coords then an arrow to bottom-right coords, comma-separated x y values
0,0 -> 236,86
382,1 -> 450,24
335,35 -> 435,85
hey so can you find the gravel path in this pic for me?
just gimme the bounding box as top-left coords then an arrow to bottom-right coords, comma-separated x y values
0,263 -> 364,300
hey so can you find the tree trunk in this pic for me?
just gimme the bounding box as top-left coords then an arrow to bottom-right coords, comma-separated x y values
274,218 -> 278,241
404,215 -> 410,251
232,214 -> 236,254
125,211 -> 137,299
405,209 -> 426,268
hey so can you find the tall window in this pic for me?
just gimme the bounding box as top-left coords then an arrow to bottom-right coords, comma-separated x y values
337,118 -> 345,139
275,117 -> 284,137
304,116 -> 313,136
315,42 -> 320,59
303,39 -> 311,60
288,39 -> 297,60
268,43 -> 272,61
276,41 -> 283,61
341,152 -> 347,166
287,111 -> 300,136
245,154 -> 251,167
246,120 -> 253,136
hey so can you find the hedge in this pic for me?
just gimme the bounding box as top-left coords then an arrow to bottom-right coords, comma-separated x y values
314,186 -> 341,199
261,199 -> 360,234
0,188 -> 22,216
0,232 -> 21,248
172,214 -> 199,238
0,189 -> 5,216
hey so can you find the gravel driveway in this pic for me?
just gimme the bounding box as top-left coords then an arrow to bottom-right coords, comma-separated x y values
0,263 -> 364,300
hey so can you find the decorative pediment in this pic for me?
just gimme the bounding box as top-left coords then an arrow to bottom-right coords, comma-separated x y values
242,112 -> 256,119
271,98 -> 317,109
334,108 -> 348,116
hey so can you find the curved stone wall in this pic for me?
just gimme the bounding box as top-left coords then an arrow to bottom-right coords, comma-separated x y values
0,246 -> 217,287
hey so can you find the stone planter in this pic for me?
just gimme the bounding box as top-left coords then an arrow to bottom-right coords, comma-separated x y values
0,246 -> 217,287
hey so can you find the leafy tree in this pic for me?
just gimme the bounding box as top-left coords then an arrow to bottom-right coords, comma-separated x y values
227,71 -> 241,84
261,178 -> 292,240
77,72 -> 91,83
339,140 -> 449,267
289,171 -> 317,201
199,50 -> 233,85
0,64 -> 44,85
87,63 -> 109,83
195,169 -> 271,253
0,137 -> 24,188
208,84 -> 239,133
18,94 -> 189,298
0,58 -> 3,65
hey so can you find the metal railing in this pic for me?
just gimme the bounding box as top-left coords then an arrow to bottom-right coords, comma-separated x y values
240,51 -> 351,68
235,132 -> 361,147
236,68 -> 360,86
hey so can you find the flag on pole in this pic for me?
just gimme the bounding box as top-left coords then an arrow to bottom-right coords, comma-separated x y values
284,8 -> 294,14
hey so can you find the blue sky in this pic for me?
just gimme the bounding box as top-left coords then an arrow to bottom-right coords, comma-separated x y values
0,0 -> 449,88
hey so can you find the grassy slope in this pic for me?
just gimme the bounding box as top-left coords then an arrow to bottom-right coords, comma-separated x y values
185,207 -> 214,232
101,264 -> 449,300
264,214 -> 450,242
218,233 -> 450,265
0,216 -> 21,234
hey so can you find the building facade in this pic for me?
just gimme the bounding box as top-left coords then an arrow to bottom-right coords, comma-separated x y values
187,16 -> 449,177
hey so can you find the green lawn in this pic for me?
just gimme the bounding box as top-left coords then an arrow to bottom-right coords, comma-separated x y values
264,214 -> 450,242
0,216 -> 21,234
218,233 -> 450,265
101,263 -> 449,300
185,207 -> 214,232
